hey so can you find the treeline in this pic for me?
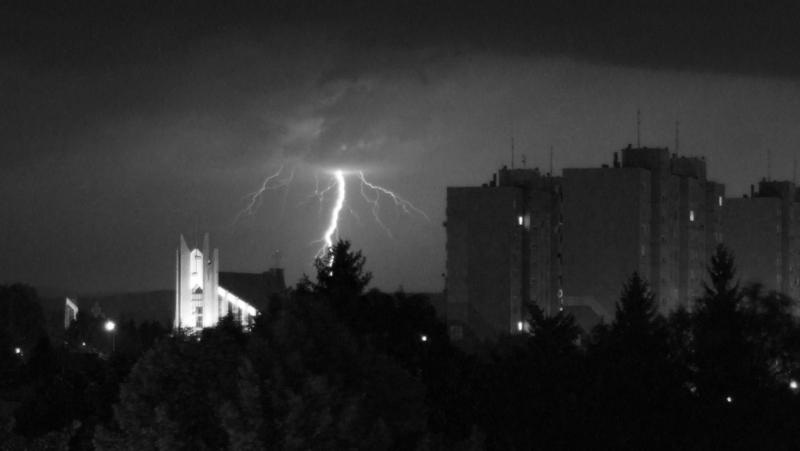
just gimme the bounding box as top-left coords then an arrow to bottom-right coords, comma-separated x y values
3,241 -> 800,450
0,288 -> 169,450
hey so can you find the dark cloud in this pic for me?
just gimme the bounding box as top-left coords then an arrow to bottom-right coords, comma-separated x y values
4,1 -> 800,294
6,1 -> 800,77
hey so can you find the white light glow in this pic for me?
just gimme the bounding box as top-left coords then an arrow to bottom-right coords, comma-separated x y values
518,216 -> 523,225
105,320 -> 115,331
218,286 -> 258,317
719,196 -> 723,207
421,335 -> 427,342
791,380 -> 798,390
690,210 -> 695,221
317,170 -> 346,260
517,321 -> 523,331
726,396 -> 732,403
14,348 -> 20,354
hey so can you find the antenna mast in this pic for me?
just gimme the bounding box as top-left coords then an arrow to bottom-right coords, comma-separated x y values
675,121 -> 679,156
637,109 -> 641,148
550,145 -> 554,176
521,154 -> 527,169
794,155 -> 797,185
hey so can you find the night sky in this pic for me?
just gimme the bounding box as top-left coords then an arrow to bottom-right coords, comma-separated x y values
3,1 -> 800,295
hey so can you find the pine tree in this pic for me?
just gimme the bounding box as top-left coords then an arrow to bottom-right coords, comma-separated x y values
313,239 -> 372,322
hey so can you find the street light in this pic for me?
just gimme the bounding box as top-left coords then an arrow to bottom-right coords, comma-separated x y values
105,320 -> 116,352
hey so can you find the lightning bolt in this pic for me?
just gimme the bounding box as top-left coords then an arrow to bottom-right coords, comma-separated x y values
235,165 -> 295,223
359,176 -> 394,238
238,165 -> 428,266
315,170 -> 346,259
357,171 -> 430,221
301,172 -> 337,214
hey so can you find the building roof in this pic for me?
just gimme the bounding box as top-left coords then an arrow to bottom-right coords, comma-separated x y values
218,269 -> 286,312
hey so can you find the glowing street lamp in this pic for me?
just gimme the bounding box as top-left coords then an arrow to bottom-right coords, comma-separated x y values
105,320 -> 116,352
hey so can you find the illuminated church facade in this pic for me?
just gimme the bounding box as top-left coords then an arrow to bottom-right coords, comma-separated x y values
175,234 -> 258,331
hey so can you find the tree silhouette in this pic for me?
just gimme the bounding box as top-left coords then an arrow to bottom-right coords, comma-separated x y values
314,239 -> 372,298
612,272 -> 660,339
0,284 -> 46,354
313,239 -> 372,322
585,272 -> 687,449
693,244 -> 747,402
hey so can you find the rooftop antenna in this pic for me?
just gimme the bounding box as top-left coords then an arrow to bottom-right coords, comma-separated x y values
194,215 -> 198,250
675,121 -> 679,156
794,155 -> 797,185
521,154 -> 527,169
272,249 -> 282,269
637,109 -> 641,148
549,145 -> 554,176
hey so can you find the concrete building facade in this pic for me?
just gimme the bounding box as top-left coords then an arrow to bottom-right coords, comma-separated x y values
446,146 -> 726,342
560,147 -> 723,329
445,167 -> 561,345
725,180 -> 800,302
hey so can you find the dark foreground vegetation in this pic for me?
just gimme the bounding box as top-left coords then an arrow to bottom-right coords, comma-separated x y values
2,242 -> 800,450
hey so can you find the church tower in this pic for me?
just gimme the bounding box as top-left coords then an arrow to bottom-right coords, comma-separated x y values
175,233 -> 220,331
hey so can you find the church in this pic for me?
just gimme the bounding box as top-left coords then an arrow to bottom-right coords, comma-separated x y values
174,234 -> 285,331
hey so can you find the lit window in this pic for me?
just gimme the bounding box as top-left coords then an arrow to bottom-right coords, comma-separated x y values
518,216 -> 523,225
719,196 -> 723,207
517,321 -> 523,331
690,210 -> 695,221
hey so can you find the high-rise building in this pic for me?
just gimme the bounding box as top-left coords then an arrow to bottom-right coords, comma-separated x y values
446,146 -> 725,342
445,167 -> 561,345
725,180 -> 800,302
560,147 -> 723,328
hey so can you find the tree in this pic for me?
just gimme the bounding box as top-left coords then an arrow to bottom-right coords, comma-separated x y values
525,302 -> 582,357
468,303 -> 588,450
97,291 -> 429,450
314,240 -> 372,299
94,321 -> 247,451
65,310 -> 105,352
585,272 -> 687,449
0,284 -> 46,355
692,244 -> 747,401
611,272 -> 660,340
686,244 -> 800,448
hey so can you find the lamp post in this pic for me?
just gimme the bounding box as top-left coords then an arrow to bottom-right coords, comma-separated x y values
105,320 -> 116,353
